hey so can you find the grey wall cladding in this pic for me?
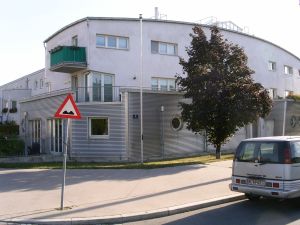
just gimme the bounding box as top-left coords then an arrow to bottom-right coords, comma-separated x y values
71,103 -> 127,160
127,91 -> 205,161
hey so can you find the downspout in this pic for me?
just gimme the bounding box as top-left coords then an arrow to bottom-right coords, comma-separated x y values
86,18 -> 90,68
43,42 -> 51,93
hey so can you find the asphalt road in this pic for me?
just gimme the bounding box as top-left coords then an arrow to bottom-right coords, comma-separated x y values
126,199 -> 300,225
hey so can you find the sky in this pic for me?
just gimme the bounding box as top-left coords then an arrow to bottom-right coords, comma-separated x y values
0,0 -> 299,86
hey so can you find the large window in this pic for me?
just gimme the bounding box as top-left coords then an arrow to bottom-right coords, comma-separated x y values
89,117 -> 109,138
151,41 -> 177,55
29,119 -> 41,154
96,35 -> 129,50
284,65 -> 293,75
30,119 -> 41,145
48,119 -> 64,153
151,78 -> 176,91
85,72 -> 114,102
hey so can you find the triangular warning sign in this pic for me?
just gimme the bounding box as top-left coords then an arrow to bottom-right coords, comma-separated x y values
54,94 -> 81,119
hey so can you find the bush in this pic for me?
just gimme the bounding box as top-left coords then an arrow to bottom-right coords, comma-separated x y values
2,108 -> 8,113
0,137 -> 25,156
0,124 -> 19,136
9,107 -> 17,113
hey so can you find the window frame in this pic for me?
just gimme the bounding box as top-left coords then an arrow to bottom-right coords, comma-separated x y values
267,88 -> 277,99
268,61 -> 276,71
72,35 -> 78,47
151,77 -> 177,91
284,65 -> 293,75
85,72 -> 114,102
96,34 -> 129,50
88,117 -> 109,139
151,40 -> 177,56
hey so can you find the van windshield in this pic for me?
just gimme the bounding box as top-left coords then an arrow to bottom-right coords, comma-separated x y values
235,141 -> 287,164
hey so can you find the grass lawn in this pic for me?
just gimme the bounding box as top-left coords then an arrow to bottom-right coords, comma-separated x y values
0,153 -> 234,169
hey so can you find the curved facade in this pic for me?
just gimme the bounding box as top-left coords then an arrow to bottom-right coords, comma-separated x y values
2,17 -> 300,161
44,17 -> 300,97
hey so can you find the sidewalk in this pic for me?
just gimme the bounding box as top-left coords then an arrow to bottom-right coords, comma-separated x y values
0,160 -> 244,225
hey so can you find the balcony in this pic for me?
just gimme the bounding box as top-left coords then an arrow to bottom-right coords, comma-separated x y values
73,86 -> 121,103
49,46 -> 87,73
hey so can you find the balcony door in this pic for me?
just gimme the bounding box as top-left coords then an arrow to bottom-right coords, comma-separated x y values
85,72 -> 114,102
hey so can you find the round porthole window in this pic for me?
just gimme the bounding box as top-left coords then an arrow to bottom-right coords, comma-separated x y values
171,116 -> 183,131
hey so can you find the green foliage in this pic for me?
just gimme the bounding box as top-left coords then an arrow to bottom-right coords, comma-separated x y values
0,121 -> 19,136
286,94 -> 300,101
177,26 -> 272,158
0,136 -> 24,156
2,108 -> 8,113
0,121 -> 23,156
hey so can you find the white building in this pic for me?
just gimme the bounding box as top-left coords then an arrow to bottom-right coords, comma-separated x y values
1,17 -> 300,161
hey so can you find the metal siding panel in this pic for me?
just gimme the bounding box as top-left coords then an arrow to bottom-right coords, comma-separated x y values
128,91 -> 205,161
71,103 -> 126,159
20,94 -> 68,154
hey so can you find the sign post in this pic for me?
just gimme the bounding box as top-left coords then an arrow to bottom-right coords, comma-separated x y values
54,93 -> 81,210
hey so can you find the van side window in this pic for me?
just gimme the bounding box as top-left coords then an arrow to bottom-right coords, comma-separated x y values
237,142 -> 256,161
291,141 -> 300,163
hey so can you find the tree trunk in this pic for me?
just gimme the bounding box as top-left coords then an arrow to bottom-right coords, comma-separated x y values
216,144 -> 221,159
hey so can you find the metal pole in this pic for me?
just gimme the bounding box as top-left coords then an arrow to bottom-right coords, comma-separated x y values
60,118 -> 70,210
282,100 -> 287,136
160,106 -> 165,158
139,14 -> 144,164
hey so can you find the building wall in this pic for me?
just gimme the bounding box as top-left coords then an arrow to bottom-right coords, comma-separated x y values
127,90 -> 245,160
1,89 -> 32,124
19,91 -> 70,153
44,18 -> 300,96
71,102 -> 126,160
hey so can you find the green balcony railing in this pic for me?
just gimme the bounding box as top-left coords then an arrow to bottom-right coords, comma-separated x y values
50,46 -> 87,73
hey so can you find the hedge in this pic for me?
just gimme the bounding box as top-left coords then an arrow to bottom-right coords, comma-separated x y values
0,137 -> 25,156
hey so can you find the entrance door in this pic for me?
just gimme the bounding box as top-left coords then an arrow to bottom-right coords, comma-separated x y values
29,119 -> 41,154
48,119 -> 64,154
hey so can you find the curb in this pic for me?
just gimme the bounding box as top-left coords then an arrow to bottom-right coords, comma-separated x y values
1,194 -> 245,225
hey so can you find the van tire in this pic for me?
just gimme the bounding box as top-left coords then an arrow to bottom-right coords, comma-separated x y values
245,194 -> 260,201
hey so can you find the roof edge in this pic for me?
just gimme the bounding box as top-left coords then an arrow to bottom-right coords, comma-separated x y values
43,17 -> 300,61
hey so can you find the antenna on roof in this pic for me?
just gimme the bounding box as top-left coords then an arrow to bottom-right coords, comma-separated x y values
152,7 -> 167,20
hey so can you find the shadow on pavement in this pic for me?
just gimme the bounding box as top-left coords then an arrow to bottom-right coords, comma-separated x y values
163,199 -> 300,225
0,165 -> 206,192
31,177 -> 231,220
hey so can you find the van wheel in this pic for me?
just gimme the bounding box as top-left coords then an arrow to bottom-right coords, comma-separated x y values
245,194 -> 260,201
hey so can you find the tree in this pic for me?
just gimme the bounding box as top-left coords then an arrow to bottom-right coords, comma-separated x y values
177,25 -> 272,159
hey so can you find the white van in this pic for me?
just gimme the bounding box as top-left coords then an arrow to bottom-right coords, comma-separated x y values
230,136 -> 300,200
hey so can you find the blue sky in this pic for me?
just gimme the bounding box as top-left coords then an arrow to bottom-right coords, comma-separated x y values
0,0 -> 299,85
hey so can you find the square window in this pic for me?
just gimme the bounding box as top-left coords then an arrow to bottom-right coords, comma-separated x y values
159,79 -> 168,91
268,61 -> 276,71
284,65 -> 293,75
11,100 -> 17,109
118,37 -> 128,49
72,35 -> 78,47
89,118 -> 109,138
167,44 -> 176,55
96,35 -> 105,47
151,79 -> 158,90
151,41 -> 159,53
107,36 -> 117,48
159,43 -> 167,54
